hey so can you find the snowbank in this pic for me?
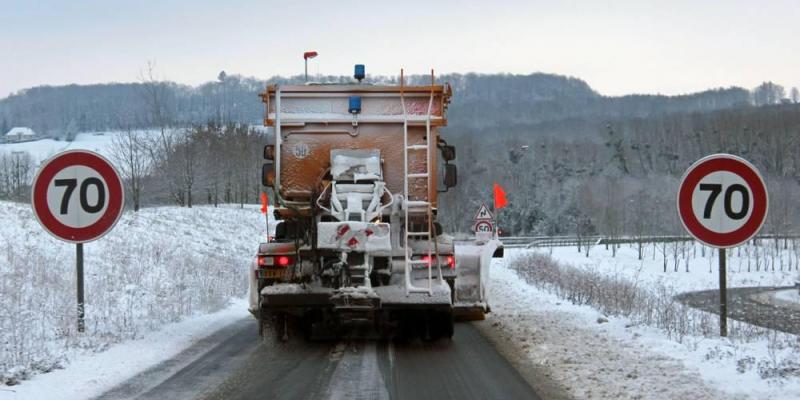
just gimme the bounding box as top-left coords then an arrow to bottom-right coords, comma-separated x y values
0,201 -> 267,387
0,299 -> 249,400
492,248 -> 800,399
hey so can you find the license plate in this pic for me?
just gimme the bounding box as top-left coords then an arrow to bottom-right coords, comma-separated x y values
261,269 -> 285,279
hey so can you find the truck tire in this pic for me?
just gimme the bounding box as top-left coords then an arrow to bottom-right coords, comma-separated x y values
258,309 -> 289,342
258,308 -> 270,339
431,311 -> 454,340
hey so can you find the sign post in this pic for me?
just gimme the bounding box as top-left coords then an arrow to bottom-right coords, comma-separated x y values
76,242 -> 85,332
677,154 -> 768,337
31,150 -> 124,333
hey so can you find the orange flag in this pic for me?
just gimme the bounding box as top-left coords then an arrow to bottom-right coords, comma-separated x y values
260,192 -> 269,214
493,183 -> 508,209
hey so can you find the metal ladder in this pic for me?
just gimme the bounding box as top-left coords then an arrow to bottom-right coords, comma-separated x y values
401,69 -> 442,296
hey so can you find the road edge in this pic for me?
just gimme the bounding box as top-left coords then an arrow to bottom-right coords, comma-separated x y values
472,319 -> 573,400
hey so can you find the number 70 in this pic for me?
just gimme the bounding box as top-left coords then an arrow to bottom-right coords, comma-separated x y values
698,183 -> 749,220
54,178 -> 106,214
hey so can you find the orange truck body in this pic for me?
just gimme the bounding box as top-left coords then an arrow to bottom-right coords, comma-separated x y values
259,84 -> 451,212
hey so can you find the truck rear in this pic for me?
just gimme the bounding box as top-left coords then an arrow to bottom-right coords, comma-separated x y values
250,66 -> 500,340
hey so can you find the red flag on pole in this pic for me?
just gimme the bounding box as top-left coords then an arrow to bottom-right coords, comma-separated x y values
493,183 -> 508,209
260,192 -> 269,214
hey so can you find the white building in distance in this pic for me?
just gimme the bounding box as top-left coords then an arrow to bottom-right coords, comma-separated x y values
5,127 -> 37,143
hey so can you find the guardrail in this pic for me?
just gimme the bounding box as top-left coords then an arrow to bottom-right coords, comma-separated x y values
499,234 -> 800,249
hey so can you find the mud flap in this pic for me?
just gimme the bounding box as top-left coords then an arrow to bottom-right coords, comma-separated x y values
453,239 -> 501,320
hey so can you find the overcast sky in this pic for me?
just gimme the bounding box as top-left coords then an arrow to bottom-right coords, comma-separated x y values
1,0 -> 798,98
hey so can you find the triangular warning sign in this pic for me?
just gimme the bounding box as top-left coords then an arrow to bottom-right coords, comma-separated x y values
474,203 -> 494,221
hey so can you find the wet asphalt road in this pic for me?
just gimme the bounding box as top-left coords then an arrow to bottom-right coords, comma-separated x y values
676,286 -> 800,335
95,319 -> 541,400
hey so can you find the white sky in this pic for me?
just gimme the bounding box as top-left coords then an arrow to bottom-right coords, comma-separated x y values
1,0 -> 798,98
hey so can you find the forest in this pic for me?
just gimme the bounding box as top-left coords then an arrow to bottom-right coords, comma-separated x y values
1,71 -> 797,238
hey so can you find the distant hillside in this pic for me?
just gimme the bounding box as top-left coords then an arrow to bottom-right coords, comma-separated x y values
0,72 -> 750,138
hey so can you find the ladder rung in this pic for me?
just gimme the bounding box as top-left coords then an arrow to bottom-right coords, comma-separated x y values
406,200 -> 430,207
407,144 -> 428,150
407,231 -> 431,236
408,173 -> 429,178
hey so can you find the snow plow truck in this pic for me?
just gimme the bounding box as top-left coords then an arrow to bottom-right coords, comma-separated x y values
249,66 -> 502,340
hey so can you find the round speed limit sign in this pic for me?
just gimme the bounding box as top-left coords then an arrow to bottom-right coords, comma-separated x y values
32,150 -> 124,243
474,220 -> 493,233
677,154 -> 768,248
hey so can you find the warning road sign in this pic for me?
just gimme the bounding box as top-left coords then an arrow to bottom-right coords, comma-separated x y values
474,203 -> 494,221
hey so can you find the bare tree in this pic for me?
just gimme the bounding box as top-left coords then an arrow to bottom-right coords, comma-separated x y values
11,152 -> 33,202
109,129 -> 150,211
791,87 -> 800,104
138,61 -> 182,204
175,132 -> 196,208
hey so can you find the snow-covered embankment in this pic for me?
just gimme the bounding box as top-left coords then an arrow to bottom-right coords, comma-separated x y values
0,201 -> 265,389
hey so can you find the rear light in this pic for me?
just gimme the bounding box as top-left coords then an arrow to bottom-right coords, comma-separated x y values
276,255 -> 293,267
416,255 -> 455,269
256,255 -> 295,268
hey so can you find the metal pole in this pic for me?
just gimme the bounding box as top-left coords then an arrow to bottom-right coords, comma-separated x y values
77,243 -> 85,333
719,247 -> 727,337
305,59 -> 308,82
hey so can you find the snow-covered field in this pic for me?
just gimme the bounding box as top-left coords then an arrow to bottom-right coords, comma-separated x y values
0,132 -> 121,163
0,129 -> 172,169
543,241 -> 799,290
0,201 -> 267,387
491,247 -> 800,399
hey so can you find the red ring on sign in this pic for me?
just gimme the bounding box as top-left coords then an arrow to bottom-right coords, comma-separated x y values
475,221 -> 493,232
677,155 -> 768,248
32,151 -> 124,243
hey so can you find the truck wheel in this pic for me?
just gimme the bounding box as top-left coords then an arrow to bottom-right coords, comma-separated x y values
442,312 -> 454,339
429,311 -> 453,340
275,313 -> 289,342
258,309 -> 270,339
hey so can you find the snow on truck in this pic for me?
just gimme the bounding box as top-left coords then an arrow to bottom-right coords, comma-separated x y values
249,66 -> 502,340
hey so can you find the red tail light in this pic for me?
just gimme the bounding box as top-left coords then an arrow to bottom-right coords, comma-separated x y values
276,255 -> 293,267
417,255 -> 455,269
257,255 -> 295,267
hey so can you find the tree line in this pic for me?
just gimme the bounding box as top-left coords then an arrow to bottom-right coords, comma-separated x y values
438,101 -> 800,245
2,71 -> 780,138
2,69 -> 799,240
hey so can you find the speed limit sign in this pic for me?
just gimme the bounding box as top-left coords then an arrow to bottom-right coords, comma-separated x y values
677,153 -> 768,248
677,153 -> 768,337
31,150 -> 124,333
32,150 -> 124,243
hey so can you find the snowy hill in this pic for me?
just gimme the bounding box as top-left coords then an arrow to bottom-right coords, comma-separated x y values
0,201 -> 268,385
0,130 -> 160,166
